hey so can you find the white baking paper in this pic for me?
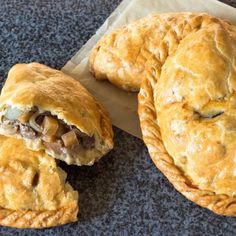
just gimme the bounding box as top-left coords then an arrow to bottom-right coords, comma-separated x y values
62,0 -> 236,138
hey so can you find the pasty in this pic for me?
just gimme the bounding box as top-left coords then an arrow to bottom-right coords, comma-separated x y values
138,13 -> 236,215
90,13 -> 224,91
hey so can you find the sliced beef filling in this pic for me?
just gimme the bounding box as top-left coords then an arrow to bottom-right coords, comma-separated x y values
1,108 -> 95,156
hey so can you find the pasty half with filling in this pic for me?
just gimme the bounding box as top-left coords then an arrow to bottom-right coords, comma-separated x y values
0,136 -> 78,228
0,63 -> 113,166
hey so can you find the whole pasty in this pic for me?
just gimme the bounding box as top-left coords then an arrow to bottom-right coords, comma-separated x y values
0,63 -> 113,166
139,14 -> 236,215
0,136 -> 78,228
90,12 -> 225,91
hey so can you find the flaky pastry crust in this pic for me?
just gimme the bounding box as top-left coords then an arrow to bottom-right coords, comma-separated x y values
90,12 -> 231,91
0,136 -> 78,228
138,13 -> 236,216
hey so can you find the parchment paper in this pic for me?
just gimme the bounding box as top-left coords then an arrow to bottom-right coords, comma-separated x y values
62,0 -> 236,138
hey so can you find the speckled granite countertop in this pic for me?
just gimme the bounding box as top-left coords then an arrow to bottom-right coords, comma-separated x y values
0,0 -> 236,235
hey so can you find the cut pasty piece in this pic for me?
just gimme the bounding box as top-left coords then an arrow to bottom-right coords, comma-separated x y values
138,14 -> 236,216
0,63 -> 113,166
89,12 -> 230,91
0,135 -> 78,228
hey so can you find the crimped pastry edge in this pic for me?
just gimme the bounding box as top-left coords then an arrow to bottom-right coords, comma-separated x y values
0,203 -> 78,228
138,75 -> 236,217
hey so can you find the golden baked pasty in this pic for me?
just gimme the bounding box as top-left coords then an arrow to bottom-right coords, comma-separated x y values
0,135 -> 78,228
89,12 -> 223,91
138,13 -> 236,216
0,63 -> 113,166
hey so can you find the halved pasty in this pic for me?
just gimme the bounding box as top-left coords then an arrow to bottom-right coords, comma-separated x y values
0,136 -> 78,228
0,63 -> 113,165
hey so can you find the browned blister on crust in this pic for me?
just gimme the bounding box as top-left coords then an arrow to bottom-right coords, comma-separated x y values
138,13 -> 236,216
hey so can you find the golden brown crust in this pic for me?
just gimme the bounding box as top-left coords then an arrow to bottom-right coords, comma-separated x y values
155,24 -> 236,197
0,204 -> 78,228
0,63 -> 113,165
0,136 -> 78,228
139,72 -> 236,217
89,12 -> 228,91
138,13 -> 236,216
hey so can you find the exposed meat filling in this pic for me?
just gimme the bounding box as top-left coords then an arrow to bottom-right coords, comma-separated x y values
1,107 -> 95,157
20,123 -> 37,139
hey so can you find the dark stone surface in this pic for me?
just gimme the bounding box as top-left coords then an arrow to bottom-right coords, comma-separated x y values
0,0 -> 235,235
